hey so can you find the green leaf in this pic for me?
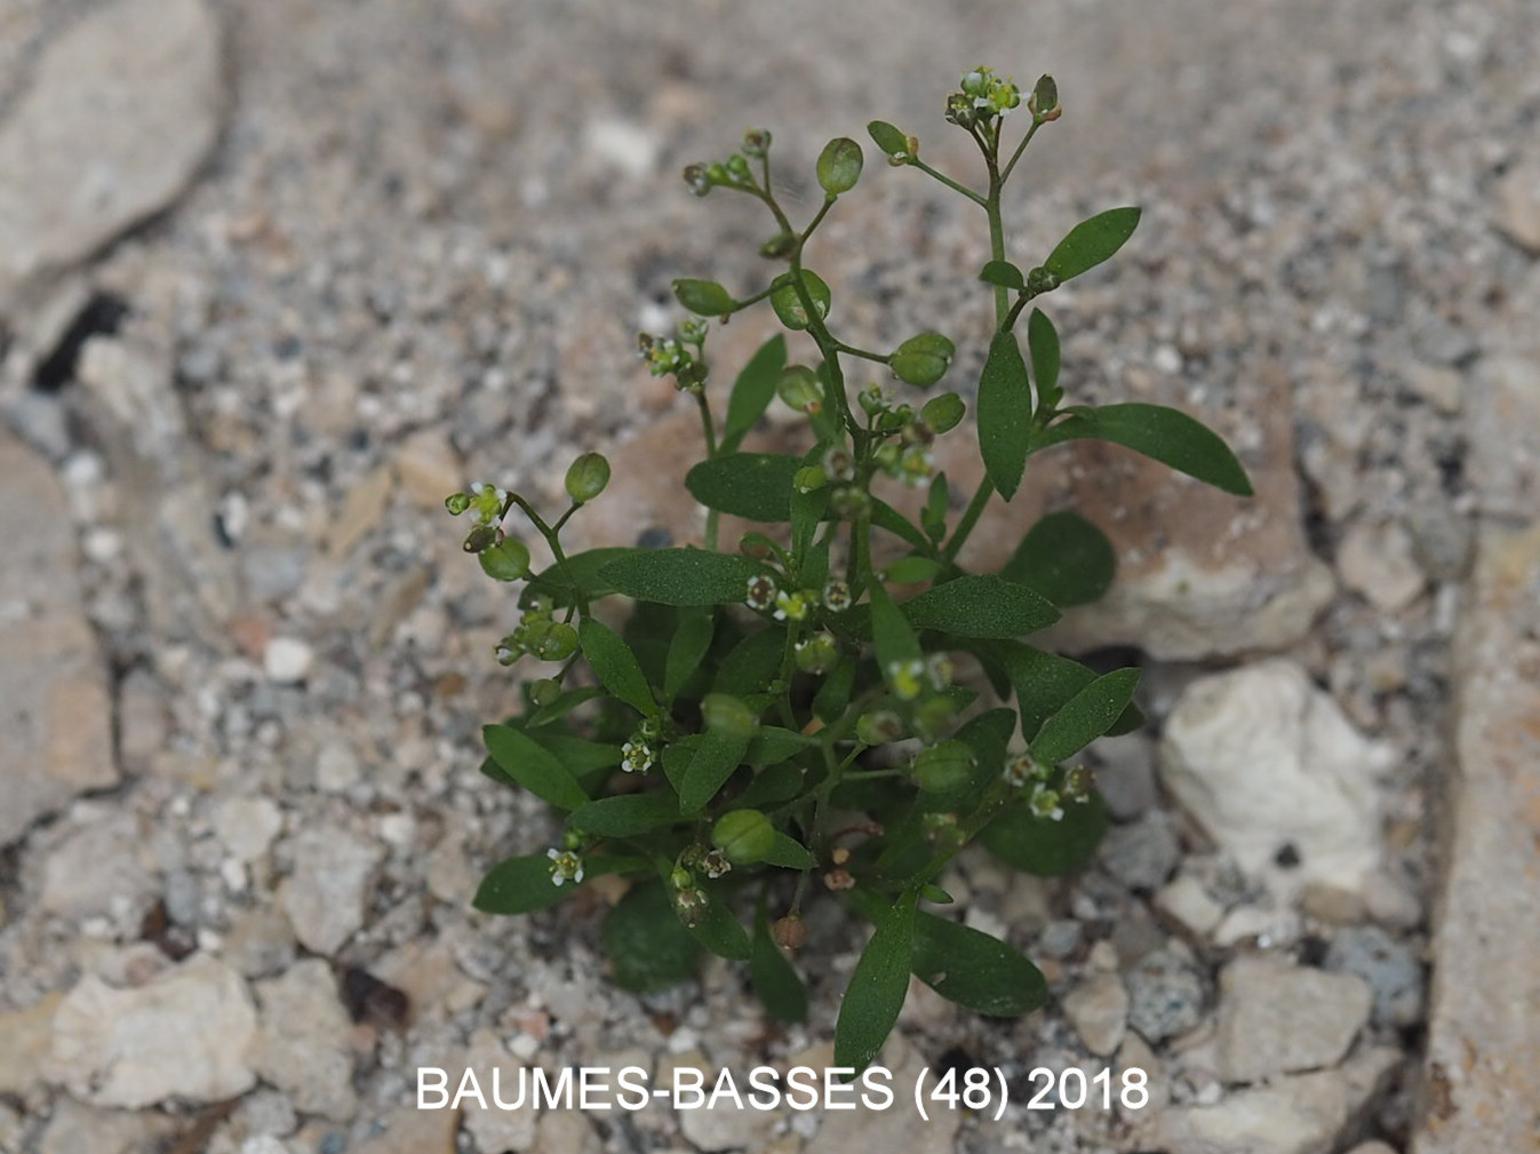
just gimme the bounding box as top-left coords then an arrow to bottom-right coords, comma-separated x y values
673,277 -> 736,316
604,883 -> 702,992
578,619 -> 657,717
1042,207 -> 1141,283
813,656 -> 856,723
525,685 -> 606,728
922,707 -> 1015,812
714,627 -> 787,694
868,579 -> 922,681
834,895 -> 916,1072
871,498 -> 932,552
678,730 -> 750,814
1031,667 -> 1141,764
521,547 -> 633,608
483,724 -> 589,811
524,729 -> 622,781
473,853 -> 575,915
746,726 -> 811,769
982,790 -> 1109,876
735,762 -> 806,809
922,474 -> 949,543
664,608 -> 716,702
883,555 -> 943,585
569,791 -> 680,837
790,445 -> 831,561
753,910 -> 809,1023
1037,403 -> 1254,496
1027,308 -> 1061,412
976,329 -> 1033,500
685,452 -> 799,522
688,887 -> 753,960
912,912 -> 1047,1016
769,270 -> 832,331
762,830 -> 816,870
721,335 -> 788,454
980,259 -> 1025,290
867,119 -> 909,157
989,641 -> 1143,741
902,574 -> 1060,639
600,548 -> 763,608
1002,511 -> 1115,607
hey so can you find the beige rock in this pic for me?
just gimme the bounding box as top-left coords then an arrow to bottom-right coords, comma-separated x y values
1414,521 -> 1540,1154
0,0 -> 224,310
253,959 -> 357,1120
36,1099 -> 176,1154
1493,158 -> 1540,253
326,466 -> 396,557
0,432 -> 118,847
1338,521 -> 1425,613
39,811 -> 157,920
1465,355 -> 1540,521
1215,955 -> 1372,1083
1063,972 -> 1129,1057
459,1032 -> 537,1153
1144,1045 -> 1402,1154
795,1035 -> 959,1154
354,1106 -> 459,1154
395,427 -> 465,507
662,1049 -> 783,1152
1156,874 -> 1226,938
279,826 -> 383,954
0,993 -> 63,1095
535,1108 -> 603,1154
47,955 -> 258,1107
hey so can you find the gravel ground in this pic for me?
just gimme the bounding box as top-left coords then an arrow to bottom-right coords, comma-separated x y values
1,2 -> 1538,1153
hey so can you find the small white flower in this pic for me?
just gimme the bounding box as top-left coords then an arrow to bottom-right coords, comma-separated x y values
621,739 -> 655,774
546,847 -> 585,886
745,574 -> 778,612
772,589 -> 810,622
1004,751 -> 1050,787
1028,784 -> 1064,823
888,659 -> 926,701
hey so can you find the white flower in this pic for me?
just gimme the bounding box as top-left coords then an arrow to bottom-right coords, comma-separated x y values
745,574 -> 778,612
546,848 -> 585,886
621,739 -> 655,775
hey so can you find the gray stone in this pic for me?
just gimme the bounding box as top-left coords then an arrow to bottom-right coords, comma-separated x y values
0,0 -> 224,310
1090,735 -> 1158,821
1216,955 -> 1372,1083
46,954 -> 258,1107
0,993 -> 62,1095
1326,926 -> 1424,1029
1160,659 -> 1391,900
1493,157 -> 1540,254
36,1099 -> 176,1154
279,826 -> 383,954
253,959 -> 358,1120
39,811 -> 157,921
1126,948 -> 1207,1044
0,432 -> 117,847
1099,812 -> 1181,891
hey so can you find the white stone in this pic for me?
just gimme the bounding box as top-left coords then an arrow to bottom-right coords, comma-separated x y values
263,637 -> 315,684
1063,972 -> 1129,1057
460,1033 -> 537,1153
279,827 -> 383,954
1338,521 -> 1425,613
252,959 -> 357,1120
1160,659 -> 1391,900
1156,874 -> 1225,938
1215,955 -> 1372,1082
40,812 -> 156,921
215,796 -> 284,862
46,955 -> 258,1107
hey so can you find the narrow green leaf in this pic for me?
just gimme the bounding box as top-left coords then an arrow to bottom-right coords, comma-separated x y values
981,790 -> 1109,876
721,335 -> 788,453
483,724 -> 589,811
578,619 -> 657,717
989,641 -> 1143,741
1043,207 -> 1141,283
1027,308 -> 1061,412
688,887 -> 753,960
1002,510 -> 1115,608
921,707 -> 1015,813
883,555 -> 943,585
912,912 -> 1047,1016
1031,667 -> 1142,764
867,120 -> 909,157
679,730 -> 750,814
813,657 -> 856,722
976,329 -> 1033,500
664,608 -> 716,701
601,548 -> 763,608
746,726 -> 811,769
868,579 -> 922,683
569,791 -> 680,837
979,259 -> 1025,290
762,830 -> 816,870
790,445 -> 830,560
604,883 -> 702,992
661,734 -> 702,795
473,853 -> 575,915
871,498 -> 932,552
902,574 -> 1060,639
735,762 -> 806,809
525,685 -> 606,728
714,627 -> 787,694
834,895 -> 916,1072
521,547 -> 633,608
753,910 -> 809,1023
1036,403 -> 1254,496
685,452 -> 799,522
922,474 -> 950,543
524,729 -> 622,781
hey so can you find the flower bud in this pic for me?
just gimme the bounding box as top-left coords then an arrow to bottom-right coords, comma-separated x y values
701,692 -> 760,740
725,154 -> 752,184
742,128 -> 772,158
890,332 -> 955,387
794,465 -> 827,494
535,621 -> 579,661
921,392 -> 966,434
444,491 -> 472,516
712,809 -> 775,865
530,678 -> 561,707
776,365 -> 823,413
912,739 -> 976,793
794,630 -> 838,674
564,452 -> 611,503
856,709 -> 904,746
670,865 -> 694,891
479,535 -> 532,582
816,137 -> 864,196
672,278 -> 735,317
912,694 -> 959,742
1026,266 -> 1060,295
683,163 -> 712,197
1028,74 -> 1060,120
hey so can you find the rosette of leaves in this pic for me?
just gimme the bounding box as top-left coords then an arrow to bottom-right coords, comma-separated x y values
450,68 -> 1251,1070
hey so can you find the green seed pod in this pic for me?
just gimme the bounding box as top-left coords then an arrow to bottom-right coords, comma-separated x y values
462,524 -> 500,554
1029,74 -> 1060,120
672,277 -> 735,317
530,678 -> 561,707
794,465 -> 827,494
444,491 -> 472,516
867,119 -> 910,159
858,384 -> 888,416
711,809 -> 775,865
816,137 -> 864,196
912,739 -> 976,793
890,332 -> 955,388
536,621 -> 579,661
479,535 -> 532,581
912,694 -> 959,742
856,709 -> 904,746
794,630 -> 838,674
776,365 -> 823,412
564,452 -> 611,503
921,392 -> 966,434
701,692 -> 760,740
670,865 -> 694,891
769,271 -> 832,331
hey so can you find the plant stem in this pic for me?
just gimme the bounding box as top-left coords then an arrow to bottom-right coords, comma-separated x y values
908,158 -> 986,206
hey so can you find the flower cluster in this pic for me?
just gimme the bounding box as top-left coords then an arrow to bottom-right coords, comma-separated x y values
946,66 -> 1022,128
495,595 -> 578,665
638,326 -> 708,392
